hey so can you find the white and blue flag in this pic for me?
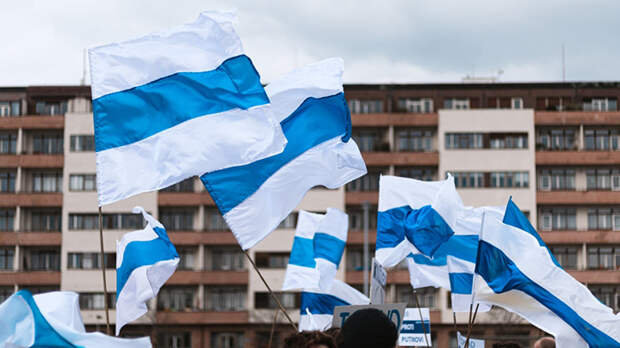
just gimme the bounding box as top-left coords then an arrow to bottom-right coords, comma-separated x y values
300,279 -> 369,331
375,175 -> 462,268
89,11 -> 286,206
0,290 -> 151,347
115,207 -> 179,335
474,200 -> 620,347
282,208 -> 348,292
201,58 -> 366,249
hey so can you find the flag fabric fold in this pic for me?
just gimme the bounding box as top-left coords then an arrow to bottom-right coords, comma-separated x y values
89,11 -> 286,206
282,208 -> 348,292
201,58 -> 366,249
0,290 -> 151,347
116,207 -> 179,335
474,203 -> 620,348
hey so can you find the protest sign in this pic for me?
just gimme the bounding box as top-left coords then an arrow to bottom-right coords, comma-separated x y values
399,308 -> 431,346
332,303 -> 406,331
370,258 -> 387,304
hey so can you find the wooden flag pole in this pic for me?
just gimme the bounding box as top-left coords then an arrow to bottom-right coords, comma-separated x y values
98,207 -> 111,335
412,288 -> 431,348
268,308 -> 280,348
243,250 -> 298,331
464,303 -> 479,348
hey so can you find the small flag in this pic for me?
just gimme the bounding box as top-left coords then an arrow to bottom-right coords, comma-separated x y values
300,280 -> 369,331
282,208 -> 348,291
89,11 -> 286,205
115,207 -> 179,335
0,290 -> 151,347
201,58 -> 366,249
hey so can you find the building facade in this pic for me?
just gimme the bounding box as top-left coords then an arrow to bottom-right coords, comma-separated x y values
1,82 -> 619,347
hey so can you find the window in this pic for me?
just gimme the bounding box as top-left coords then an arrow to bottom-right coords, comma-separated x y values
69,135 -> 95,152
278,213 -> 298,229
0,133 -> 17,154
35,101 -> 67,115
347,205 -> 377,230
158,332 -> 192,348
29,210 -> 61,232
587,246 -> 618,270
346,167 -> 386,192
511,97 -> 523,109
0,287 -> 13,303
536,96 -> 572,111
79,293 -> 115,309
586,169 -> 620,190
589,285 -> 620,312
348,99 -> 383,114
0,209 -> 15,231
346,246 -> 375,271
31,172 -> 62,192
0,171 -> 15,193
452,172 -> 484,188
583,98 -> 618,111
211,332 -> 244,348
255,292 -> 299,309
451,171 -> 528,188
0,247 -> 14,270
549,246 -> 578,269
0,101 -> 21,117
443,98 -> 470,110
397,98 -> 434,113
205,287 -> 246,311
539,169 -> 575,191
204,208 -> 229,231
537,128 -> 576,151
23,248 -> 60,271
445,133 -> 483,149
68,213 -> 143,230
67,253 -> 114,269
395,167 -> 435,181
157,287 -> 196,311
32,133 -> 63,154
255,252 -> 289,269
69,174 -> 96,191
209,248 -> 245,271
159,209 -> 194,231
352,129 -> 388,152
488,133 -> 528,149
538,207 -> 576,231
177,248 -> 196,270
161,178 -> 194,192
584,128 -> 620,151
396,286 -> 436,308
396,129 -> 433,152
588,208 -> 616,230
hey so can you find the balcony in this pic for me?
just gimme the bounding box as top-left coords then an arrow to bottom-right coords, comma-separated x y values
156,310 -> 248,324
535,111 -> 620,126
346,270 -> 409,285
568,270 -> 620,284
537,190 -> 620,205
167,270 -> 248,285
351,113 -> 438,127
0,193 -> 62,207
347,230 -> 378,245
0,232 -> 62,246
362,151 -> 439,166
157,192 -> 214,206
0,115 -> 64,130
0,154 -> 63,168
536,151 -> 620,165
540,231 -> 620,244
0,271 -> 60,285
346,191 -> 379,205
168,231 -> 237,245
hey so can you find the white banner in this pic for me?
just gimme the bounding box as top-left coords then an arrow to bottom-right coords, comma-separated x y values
399,308 -> 431,347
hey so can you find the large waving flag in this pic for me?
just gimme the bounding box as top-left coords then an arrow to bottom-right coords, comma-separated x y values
474,203 -> 620,347
0,290 -> 150,347
201,58 -> 366,249
300,279 -> 369,331
375,175 -> 462,268
89,11 -> 286,205
282,208 -> 348,291
116,207 -> 179,335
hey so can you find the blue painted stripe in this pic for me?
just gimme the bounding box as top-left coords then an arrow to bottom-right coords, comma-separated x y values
377,205 -> 454,257
476,240 -> 620,347
93,55 -> 267,152
400,320 -> 431,334
289,236 -> 316,268
503,198 -> 562,268
201,93 -> 351,214
18,290 -> 78,347
300,291 -> 350,315
449,272 -> 473,294
314,232 -> 346,266
116,227 -> 179,296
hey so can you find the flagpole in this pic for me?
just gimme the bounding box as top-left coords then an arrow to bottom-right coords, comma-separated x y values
464,303 -> 479,348
98,206 -> 111,335
412,287 -> 430,348
243,250 -> 298,331
268,308 -> 279,348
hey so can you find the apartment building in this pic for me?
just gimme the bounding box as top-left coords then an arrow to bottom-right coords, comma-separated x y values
1,82 -> 619,348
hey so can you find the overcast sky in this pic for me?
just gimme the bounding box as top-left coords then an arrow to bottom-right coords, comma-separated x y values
2,0 -> 619,86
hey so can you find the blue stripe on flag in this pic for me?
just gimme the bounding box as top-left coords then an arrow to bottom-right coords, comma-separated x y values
449,273 -> 473,294
117,227 -> 179,296
408,234 -> 478,267
93,55 -> 267,152
400,320 -> 431,334
17,290 -> 78,347
476,240 -> 619,347
411,253 -> 447,266
503,198 -> 562,268
289,236 -> 316,268
201,93 -> 351,215
377,206 -> 409,249
314,232 -> 346,265
300,291 -> 350,315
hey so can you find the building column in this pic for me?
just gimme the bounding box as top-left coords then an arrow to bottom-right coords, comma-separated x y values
579,124 -> 584,150
14,206 -> 21,232
16,128 -> 23,155
14,245 -> 20,271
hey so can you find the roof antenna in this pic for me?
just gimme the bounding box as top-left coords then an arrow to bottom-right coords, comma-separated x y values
80,48 -> 87,85
561,44 -> 566,82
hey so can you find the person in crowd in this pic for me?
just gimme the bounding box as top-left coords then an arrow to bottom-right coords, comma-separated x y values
340,308 -> 398,348
533,336 -> 555,348
283,330 -> 337,348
